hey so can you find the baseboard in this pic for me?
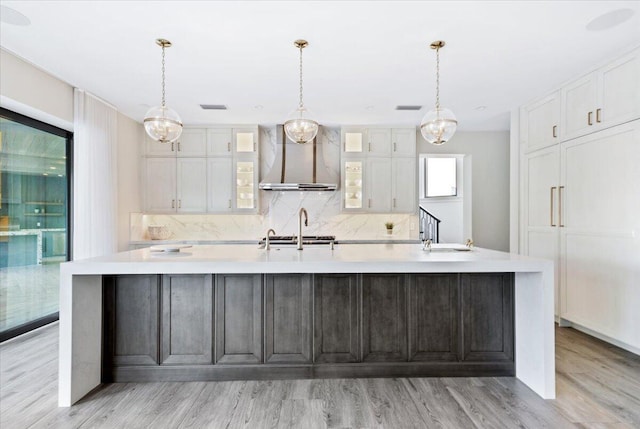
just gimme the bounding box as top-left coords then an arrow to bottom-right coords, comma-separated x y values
558,318 -> 640,356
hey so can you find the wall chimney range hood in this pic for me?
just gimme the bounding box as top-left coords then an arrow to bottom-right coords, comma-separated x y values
259,125 -> 337,191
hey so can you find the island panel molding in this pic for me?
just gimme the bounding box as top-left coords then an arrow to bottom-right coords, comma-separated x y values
58,244 -> 555,406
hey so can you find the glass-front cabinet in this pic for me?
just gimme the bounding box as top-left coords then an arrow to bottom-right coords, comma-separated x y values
235,160 -> 257,210
343,160 -> 363,210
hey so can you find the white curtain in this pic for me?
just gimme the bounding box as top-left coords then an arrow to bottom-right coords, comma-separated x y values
73,89 -> 118,260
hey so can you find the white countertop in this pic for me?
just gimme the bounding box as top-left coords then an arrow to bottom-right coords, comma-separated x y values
62,243 -> 553,275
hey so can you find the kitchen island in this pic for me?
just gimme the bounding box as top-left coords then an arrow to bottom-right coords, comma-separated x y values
58,243 -> 555,406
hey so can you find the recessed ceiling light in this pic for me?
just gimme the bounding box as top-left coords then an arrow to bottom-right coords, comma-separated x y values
366,106 -> 375,111
586,8 -> 635,31
0,6 -> 31,26
474,106 -> 488,111
254,105 -> 264,110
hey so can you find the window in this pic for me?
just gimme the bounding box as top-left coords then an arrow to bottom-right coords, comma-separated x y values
0,108 -> 72,341
425,156 -> 457,197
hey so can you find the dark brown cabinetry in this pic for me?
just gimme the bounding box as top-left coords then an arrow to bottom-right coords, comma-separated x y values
362,274 -> 407,362
461,273 -> 514,362
215,274 -> 262,364
313,274 -> 359,363
103,272 -> 514,382
161,274 -> 213,365
103,275 -> 159,370
408,274 -> 459,362
265,274 -> 312,363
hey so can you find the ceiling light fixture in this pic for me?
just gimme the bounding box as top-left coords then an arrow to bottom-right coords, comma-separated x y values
144,39 -> 183,144
420,40 -> 457,145
284,39 -> 318,144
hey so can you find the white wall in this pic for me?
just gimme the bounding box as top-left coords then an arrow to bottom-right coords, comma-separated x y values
417,130 -> 510,251
0,48 -> 73,130
116,113 -> 143,251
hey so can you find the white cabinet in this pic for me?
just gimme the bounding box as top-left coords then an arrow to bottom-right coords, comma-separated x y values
144,125 -> 259,213
366,158 -> 392,212
391,158 -> 416,213
391,128 -> 417,157
207,158 -> 232,212
341,127 -> 366,155
176,158 -> 207,212
520,91 -> 560,153
145,158 -> 177,213
341,127 -> 416,157
207,128 -> 233,157
561,48 -> 640,140
145,158 -> 207,213
367,128 -> 392,157
146,128 -> 207,157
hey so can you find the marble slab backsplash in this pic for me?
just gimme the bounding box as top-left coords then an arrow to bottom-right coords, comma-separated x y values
131,191 -> 418,241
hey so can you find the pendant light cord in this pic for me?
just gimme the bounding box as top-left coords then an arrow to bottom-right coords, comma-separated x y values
435,46 -> 440,111
298,45 -> 304,109
161,44 -> 166,108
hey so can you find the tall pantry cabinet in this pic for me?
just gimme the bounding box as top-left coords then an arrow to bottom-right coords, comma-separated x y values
519,46 -> 640,352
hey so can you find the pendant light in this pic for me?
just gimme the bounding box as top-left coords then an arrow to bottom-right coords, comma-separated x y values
144,38 -> 183,144
284,39 -> 319,144
420,40 -> 457,145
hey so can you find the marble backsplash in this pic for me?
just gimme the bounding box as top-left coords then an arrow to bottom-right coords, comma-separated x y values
131,191 -> 418,242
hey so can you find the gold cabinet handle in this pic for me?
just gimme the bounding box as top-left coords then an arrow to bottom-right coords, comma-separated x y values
177,141 -> 181,152
559,186 -> 564,227
171,199 -> 175,209
253,142 -> 256,152
178,199 -> 181,209
393,142 -> 397,152
596,108 -> 602,123
588,111 -> 593,126
393,198 -> 397,208
171,142 -> 175,152
368,198 -> 371,208
227,142 -> 231,152
228,199 -> 232,209
552,125 -> 557,138
550,187 -> 556,226
368,142 -> 372,152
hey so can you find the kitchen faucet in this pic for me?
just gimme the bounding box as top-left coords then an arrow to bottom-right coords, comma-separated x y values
265,228 -> 276,250
297,207 -> 308,250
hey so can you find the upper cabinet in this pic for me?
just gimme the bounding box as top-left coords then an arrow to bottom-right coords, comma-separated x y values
146,128 -> 207,157
561,48 -> 640,141
340,126 -> 417,213
520,91 -> 560,153
144,125 -> 259,213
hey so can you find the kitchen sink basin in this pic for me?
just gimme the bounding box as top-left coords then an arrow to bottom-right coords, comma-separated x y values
258,235 -> 337,247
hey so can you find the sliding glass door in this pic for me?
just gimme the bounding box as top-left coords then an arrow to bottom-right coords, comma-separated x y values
0,108 -> 72,341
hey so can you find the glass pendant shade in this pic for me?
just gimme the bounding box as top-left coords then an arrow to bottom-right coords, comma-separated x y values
284,106 -> 319,144
420,107 -> 458,145
144,105 -> 183,144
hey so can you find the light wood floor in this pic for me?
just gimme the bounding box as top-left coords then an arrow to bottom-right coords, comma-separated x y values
1,323 -> 639,428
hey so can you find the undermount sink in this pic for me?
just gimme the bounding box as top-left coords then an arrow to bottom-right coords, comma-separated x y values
258,235 -> 337,248
424,243 -> 472,252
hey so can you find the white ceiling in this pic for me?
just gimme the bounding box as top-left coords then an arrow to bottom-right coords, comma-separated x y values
1,1 -> 639,131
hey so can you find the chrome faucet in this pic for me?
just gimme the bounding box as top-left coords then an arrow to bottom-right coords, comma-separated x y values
297,207 -> 308,250
265,228 -> 276,250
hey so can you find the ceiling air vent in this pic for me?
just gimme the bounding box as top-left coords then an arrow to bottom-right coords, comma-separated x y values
200,104 -> 228,110
395,105 -> 422,111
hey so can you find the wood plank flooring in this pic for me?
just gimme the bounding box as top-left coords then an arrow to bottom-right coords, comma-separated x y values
1,323 -> 639,428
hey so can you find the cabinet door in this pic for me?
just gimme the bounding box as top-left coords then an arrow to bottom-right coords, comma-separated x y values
161,274 -> 213,365
366,158 -> 392,212
523,146 -> 560,316
362,274 -> 407,362
207,158 -> 233,212
521,92 -> 560,152
176,128 -> 207,157
367,128 -> 392,157
561,73 -> 597,140
215,274 -> 262,364
598,49 -> 640,129
409,274 -> 459,362
341,127 -> 366,155
176,158 -> 207,212
560,121 -> 640,349
265,274 -> 312,363
235,159 -> 257,211
391,128 -> 416,157
233,127 -> 258,154
391,157 -> 416,213
145,158 -> 176,212
103,275 -> 159,370
207,128 -> 233,157
314,274 -> 359,363
461,273 -> 514,362
343,160 -> 364,210
145,134 -> 176,157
